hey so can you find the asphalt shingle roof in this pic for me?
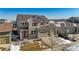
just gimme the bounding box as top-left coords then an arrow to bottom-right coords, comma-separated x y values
0,22 -> 12,32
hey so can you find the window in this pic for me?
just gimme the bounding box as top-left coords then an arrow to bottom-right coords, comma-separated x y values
41,22 -> 44,25
21,22 -> 24,25
46,22 -> 48,24
31,30 -> 36,35
25,23 -> 26,25
60,23 -> 65,27
23,23 -> 25,25
32,23 -> 37,26
31,30 -> 34,35
75,27 -> 77,33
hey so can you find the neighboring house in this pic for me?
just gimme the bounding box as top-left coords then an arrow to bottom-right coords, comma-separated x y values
0,22 -> 12,50
75,24 -> 79,33
16,14 -> 49,40
52,21 -> 78,34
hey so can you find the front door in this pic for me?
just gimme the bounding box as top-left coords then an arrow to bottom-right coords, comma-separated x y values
22,30 -> 28,39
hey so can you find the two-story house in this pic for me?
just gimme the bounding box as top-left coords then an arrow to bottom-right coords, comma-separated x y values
52,21 -> 78,34
16,14 -> 49,40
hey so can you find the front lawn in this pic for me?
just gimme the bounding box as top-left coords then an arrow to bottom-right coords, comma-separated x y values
20,41 -> 49,51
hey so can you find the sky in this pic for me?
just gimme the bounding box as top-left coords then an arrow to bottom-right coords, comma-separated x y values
0,8 -> 79,20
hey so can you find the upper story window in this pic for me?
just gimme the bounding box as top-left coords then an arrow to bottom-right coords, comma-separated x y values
46,22 -> 48,24
60,23 -> 65,27
20,22 -> 28,29
21,22 -> 24,25
32,23 -> 37,26
41,22 -> 44,25
21,22 -> 27,26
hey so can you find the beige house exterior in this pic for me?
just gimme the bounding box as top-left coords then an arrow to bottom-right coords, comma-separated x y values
16,14 -> 49,40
